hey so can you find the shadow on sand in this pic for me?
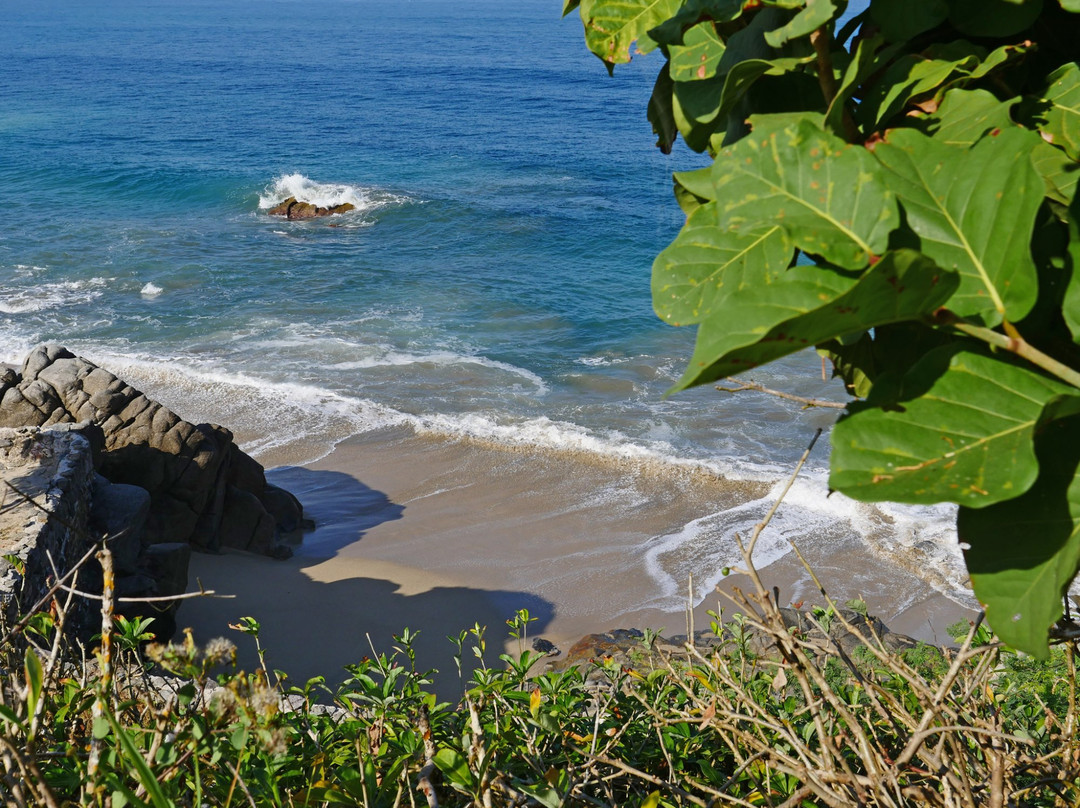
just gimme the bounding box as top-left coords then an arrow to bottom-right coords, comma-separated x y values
180,466 -> 555,699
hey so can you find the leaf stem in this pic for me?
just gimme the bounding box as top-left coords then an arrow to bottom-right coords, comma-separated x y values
937,312 -> 1080,390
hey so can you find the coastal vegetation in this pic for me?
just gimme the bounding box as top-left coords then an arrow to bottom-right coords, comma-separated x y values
3,534 -> 1080,806
566,0 -> 1080,656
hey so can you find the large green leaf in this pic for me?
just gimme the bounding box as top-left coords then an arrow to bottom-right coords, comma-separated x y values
950,0 -> 1043,37
831,348 -> 1077,506
922,89 -> 1018,147
672,250 -> 957,390
581,0 -> 684,68
669,21 -> 726,82
961,414 -> 1080,656
1043,63 -> 1080,161
712,115 -> 898,269
874,127 -> 1043,325
653,202 -> 793,326
869,0 -> 948,41
764,0 -> 836,48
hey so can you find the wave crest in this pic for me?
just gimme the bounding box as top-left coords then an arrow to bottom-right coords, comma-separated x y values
257,173 -> 410,213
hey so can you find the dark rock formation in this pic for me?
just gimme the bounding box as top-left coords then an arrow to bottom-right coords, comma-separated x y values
266,196 -> 355,219
0,345 -> 306,557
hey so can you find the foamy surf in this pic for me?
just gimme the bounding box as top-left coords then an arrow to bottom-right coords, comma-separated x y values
257,173 -> 410,214
0,277 -> 109,314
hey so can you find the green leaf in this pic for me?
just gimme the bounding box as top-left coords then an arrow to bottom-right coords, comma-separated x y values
671,8 -> 812,152
648,63 -> 677,154
874,126 -> 1043,325
825,35 -> 901,136
961,414 -> 1080,656
23,648 -> 42,723
653,202 -> 792,326
647,0 -> 745,47
923,89 -> 1018,147
764,0 -> 836,48
673,166 -> 716,214
582,0 -> 684,68
562,0 -> 582,17
518,781 -> 562,808
669,21 -> 725,82
860,44 -> 982,129
1066,188 -> 1080,341
713,115 -> 898,269
103,707 -> 173,808
1033,140 -> 1080,206
831,348 -> 1077,506
1061,0 -> 1080,11
434,748 -> 476,791
672,250 -> 958,391
641,791 -> 663,808
949,0 -> 1043,37
1043,63 -> 1080,161
869,0 -> 948,41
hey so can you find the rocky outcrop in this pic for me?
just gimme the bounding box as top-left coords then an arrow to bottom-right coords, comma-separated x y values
0,345 -> 306,557
266,197 -> 355,219
0,425 -> 98,637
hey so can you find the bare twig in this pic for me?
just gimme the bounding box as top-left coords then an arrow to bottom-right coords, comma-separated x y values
416,704 -> 440,808
716,379 -> 846,409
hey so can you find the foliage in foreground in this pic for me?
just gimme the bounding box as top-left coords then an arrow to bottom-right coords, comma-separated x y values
566,0 -> 1080,655
5,587 -> 1080,806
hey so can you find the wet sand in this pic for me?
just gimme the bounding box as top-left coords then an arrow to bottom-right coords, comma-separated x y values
180,427 -> 977,696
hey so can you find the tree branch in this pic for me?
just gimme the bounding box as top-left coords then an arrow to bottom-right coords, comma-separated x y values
717,378 -> 846,409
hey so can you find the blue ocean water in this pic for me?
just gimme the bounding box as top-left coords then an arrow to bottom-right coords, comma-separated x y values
0,0 -> 964,605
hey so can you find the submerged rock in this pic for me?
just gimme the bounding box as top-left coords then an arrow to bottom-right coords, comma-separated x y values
266,196 -> 355,219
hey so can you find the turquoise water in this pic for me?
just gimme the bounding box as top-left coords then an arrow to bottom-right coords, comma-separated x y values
0,0 -> 964,605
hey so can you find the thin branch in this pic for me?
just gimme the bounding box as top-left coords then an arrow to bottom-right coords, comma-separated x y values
54,583 -> 228,603
717,378 -> 846,409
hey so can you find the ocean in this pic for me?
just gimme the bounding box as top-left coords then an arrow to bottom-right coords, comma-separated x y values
0,0 -> 969,622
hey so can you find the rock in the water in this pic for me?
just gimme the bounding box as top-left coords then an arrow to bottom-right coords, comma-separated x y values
0,345 -> 304,557
266,196 -> 356,219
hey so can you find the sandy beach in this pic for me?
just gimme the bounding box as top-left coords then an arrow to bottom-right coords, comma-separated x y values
180,427 -> 977,696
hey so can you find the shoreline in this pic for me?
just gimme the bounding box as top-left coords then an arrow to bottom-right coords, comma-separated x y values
179,426 -> 977,695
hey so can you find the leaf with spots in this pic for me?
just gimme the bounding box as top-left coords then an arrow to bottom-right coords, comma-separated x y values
874,126 -> 1043,326
652,202 -> 792,326
581,0 -> 684,70
921,89 -> 1019,148
712,115 -> 898,269
670,249 -> 956,392
961,414 -> 1080,657
831,347 -> 1078,507
669,21 -> 726,82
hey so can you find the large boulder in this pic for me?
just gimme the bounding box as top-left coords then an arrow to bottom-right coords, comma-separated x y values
0,345 -> 304,557
266,196 -> 355,219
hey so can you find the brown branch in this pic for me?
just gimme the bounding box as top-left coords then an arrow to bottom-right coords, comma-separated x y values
416,704 -> 440,808
717,378 -> 846,409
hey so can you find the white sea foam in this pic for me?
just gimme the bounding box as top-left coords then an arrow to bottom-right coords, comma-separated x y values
325,350 -> 550,395
140,282 -> 163,297
257,173 -> 410,213
0,278 -> 108,314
